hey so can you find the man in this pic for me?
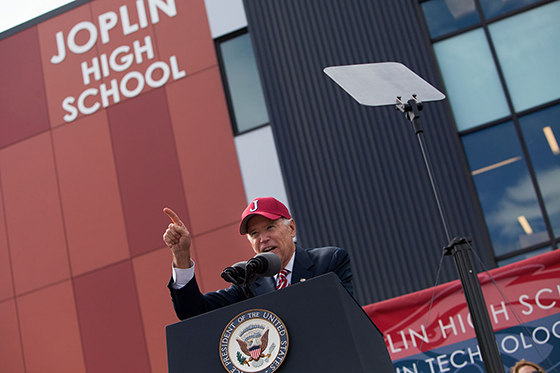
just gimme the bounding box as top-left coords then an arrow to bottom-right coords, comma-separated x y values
164,197 -> 353,320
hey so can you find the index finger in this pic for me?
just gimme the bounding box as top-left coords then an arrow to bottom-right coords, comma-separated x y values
163,207 -> 183,226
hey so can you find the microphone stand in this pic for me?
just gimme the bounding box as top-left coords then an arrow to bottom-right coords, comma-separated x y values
221,263 -> 255,299
242,269 -> 256,299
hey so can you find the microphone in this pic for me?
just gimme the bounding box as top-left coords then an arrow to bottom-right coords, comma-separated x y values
246,252 -> 281,277
221,261 -> 247,285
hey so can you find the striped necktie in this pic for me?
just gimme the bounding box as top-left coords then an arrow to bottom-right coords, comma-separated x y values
276,269 -> 290,289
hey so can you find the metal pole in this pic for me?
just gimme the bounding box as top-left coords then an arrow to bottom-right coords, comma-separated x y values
445,238 -> 505,373
399,98 -> 504,372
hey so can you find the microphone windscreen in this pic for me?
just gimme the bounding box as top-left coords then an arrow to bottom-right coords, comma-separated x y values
232,261 -> 247,277
254,252 -> 281,276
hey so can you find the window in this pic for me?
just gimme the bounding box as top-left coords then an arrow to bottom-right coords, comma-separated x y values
462,122 -> 548,256
216,29 -> 269,134
497,246 -> 552,267
421,0 -> 479,39
433,28 -> 509,131
478,0 -> 542,19
421,0 -> 560,264
489,2 -> 560,112
519,104 -> 560,238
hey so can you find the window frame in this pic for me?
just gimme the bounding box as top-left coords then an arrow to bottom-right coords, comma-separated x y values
214,27 -> 271,136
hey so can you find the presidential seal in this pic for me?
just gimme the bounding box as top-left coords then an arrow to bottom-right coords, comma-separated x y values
220,309 -> 289,373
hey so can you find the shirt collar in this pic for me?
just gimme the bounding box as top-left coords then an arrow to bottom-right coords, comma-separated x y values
275,250 -> 295,280
284,250 -> 295,272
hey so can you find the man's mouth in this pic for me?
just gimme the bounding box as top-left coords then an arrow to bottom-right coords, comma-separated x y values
263,246 -> 275,252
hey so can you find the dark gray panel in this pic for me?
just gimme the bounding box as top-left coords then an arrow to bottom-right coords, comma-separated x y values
242,0 -> 494,305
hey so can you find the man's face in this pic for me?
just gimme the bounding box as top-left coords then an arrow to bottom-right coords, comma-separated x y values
246,215 -> 296,268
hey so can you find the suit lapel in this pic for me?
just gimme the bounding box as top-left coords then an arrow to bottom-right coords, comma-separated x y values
291,246 -> 314,284
250,246 -> 314,295
251,276 -> 276,296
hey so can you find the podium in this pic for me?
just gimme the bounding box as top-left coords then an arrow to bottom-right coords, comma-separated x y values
166,273 -> 394,372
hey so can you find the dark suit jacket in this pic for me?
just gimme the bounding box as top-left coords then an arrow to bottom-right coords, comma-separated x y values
168,245 -> 353,320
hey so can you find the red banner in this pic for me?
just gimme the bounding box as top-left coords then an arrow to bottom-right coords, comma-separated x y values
364,250 -> 560,371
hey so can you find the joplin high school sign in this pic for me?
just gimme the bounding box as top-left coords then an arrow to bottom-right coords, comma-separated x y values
45,0 -> 186,123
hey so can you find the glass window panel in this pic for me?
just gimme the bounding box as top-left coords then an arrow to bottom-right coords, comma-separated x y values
433,29 -> 510,131
497,246 -> 552,266
489,1 -> 560,112
519,104 -> 560,238
462,122 -> 548,256
219,33 -> 269,133
479,0 -> 543,19
421,0 -> 480,39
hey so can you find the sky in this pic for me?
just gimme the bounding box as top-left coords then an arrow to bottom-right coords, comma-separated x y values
0,0 -> 75,34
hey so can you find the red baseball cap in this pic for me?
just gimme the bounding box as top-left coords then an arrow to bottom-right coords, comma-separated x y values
239,197 -> 292,234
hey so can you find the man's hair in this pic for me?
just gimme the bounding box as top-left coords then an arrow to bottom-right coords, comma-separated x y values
282,218 -> 293,226
278,218 -> 296,243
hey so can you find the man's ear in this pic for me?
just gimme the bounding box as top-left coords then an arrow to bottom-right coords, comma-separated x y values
289,219 -> 296,238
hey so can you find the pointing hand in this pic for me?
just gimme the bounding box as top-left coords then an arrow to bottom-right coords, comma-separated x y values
163,207 -> 192,268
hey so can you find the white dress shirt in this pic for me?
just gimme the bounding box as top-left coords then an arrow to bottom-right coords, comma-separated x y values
171,251 -> 296,290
